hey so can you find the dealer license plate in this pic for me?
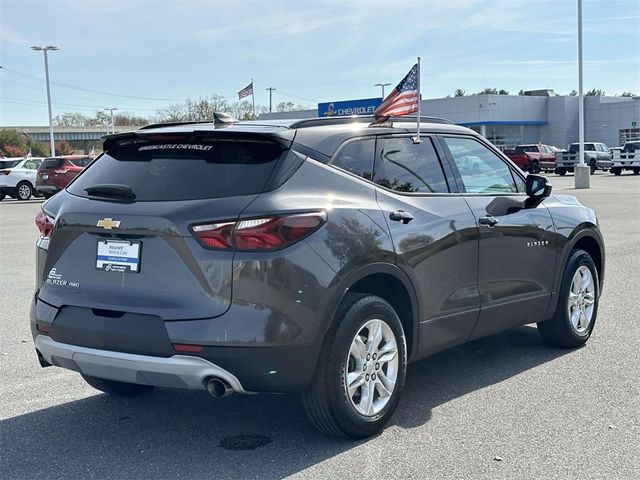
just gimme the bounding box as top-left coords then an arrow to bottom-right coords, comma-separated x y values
96,240 -> 140,273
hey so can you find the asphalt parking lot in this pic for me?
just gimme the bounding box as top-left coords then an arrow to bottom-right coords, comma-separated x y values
1,172 -> 639,480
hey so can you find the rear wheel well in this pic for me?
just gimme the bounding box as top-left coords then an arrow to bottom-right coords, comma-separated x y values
573,236 -> 603,285
348,273 -> 415,357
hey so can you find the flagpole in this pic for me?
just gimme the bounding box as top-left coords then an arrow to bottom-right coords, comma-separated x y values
414,57 -> 421,144
251,78 -> 255,119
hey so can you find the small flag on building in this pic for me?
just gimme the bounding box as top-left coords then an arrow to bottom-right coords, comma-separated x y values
374,63 -> 419,122
238,82 -> 254,100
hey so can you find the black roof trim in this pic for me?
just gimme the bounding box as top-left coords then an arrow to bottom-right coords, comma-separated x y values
138,112 -> 239,131
138,120 -> 213,130
289,115 -> 453,129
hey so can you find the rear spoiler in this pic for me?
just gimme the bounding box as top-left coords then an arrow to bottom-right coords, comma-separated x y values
101,129 -> 296,152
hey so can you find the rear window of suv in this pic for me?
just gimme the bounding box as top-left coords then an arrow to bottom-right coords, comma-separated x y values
0,160 -> 21,169
67,137 -> 286,201
41,158 -> 64,169
69,157 -> 92,167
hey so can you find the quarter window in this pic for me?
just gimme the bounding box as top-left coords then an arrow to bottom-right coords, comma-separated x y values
331,139 -> 375,181
443,136 -> 522,194
24,160 -> 41,170
373,137 -> 449,193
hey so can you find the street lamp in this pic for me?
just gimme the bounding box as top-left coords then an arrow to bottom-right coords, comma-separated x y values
374,82 -> 391,98
105,108 -> 118,134
574,0 -> 590,188
30,45 -> 59,157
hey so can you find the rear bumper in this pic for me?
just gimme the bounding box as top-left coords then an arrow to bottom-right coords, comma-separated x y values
35,185 -> 60,194
35,334 -> 247,392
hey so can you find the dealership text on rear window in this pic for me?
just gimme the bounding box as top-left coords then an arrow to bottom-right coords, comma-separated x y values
138,144 -> 213,151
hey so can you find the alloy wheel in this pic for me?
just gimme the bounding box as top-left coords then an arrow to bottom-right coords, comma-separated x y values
345,319 -> 399,417
18,184 -> 32,200
567,265 -> 595,334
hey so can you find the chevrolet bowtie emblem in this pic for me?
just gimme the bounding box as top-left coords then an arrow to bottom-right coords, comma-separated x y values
96,218 -> 121,230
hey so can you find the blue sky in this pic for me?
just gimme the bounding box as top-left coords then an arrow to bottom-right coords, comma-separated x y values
1,0 -> 639,125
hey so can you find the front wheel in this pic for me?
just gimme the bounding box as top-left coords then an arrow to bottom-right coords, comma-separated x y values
611,167 -> 622,176
0,192 -> 5,201
633,168 -> 640,175
538,249 -> 599,348
556,168 -> 567,176
302,295 -> 407,438
81,374 -> 154,396
16,182 -> 33,200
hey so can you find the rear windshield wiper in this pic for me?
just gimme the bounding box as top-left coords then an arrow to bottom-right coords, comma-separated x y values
84,184 -> 136,200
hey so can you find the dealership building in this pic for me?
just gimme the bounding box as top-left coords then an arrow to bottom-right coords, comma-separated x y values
261,91 -> 640,150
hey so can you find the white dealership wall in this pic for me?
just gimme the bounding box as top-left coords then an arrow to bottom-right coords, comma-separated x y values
261,94 -> 639,148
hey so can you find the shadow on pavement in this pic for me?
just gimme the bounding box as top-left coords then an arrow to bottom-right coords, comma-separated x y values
0,198 -> 45,205
0,325 -> 571,479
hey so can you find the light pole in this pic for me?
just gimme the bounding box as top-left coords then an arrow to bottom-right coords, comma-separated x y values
574,0 -> 590,188
105,108 -> 118,134
374,82 -> 391,98
31,45 -> 58,157
266,87 -> 276,113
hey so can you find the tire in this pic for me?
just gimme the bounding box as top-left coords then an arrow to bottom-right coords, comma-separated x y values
302,294 -> 407,438
537,249 -> 599,348
530,161 -> 540,174
611,167 -> 622,176
557,168 -> 567,176
81,374 -> 154,396
589,161 -> 596,175
633,168 -> 640,175
0,192 -> 5,201
16,181 -> 33,201
42,192 -> 54,199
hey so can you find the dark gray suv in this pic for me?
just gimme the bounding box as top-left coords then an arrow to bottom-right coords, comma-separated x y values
31,115 -> 605,438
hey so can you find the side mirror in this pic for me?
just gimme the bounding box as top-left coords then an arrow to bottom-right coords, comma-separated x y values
526,174 -> 552,199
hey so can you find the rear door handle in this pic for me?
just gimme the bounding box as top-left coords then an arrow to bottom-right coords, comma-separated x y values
478,215 -> 499,227
389,210 -> 414,224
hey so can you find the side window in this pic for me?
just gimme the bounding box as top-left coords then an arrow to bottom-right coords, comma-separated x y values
24,160 -> 40,170
331,139 -> 374,181
373,137 -> 449,193
442,136 -> 524,194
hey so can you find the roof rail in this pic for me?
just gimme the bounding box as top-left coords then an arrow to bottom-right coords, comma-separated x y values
138,112 -> 239,130
288,115 -> 453,129
138,120 -> 212,130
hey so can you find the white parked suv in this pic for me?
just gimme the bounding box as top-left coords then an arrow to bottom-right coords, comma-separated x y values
0,157 -> 44,201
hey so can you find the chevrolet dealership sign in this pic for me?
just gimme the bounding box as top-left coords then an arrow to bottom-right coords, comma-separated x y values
318,97 -> 382,117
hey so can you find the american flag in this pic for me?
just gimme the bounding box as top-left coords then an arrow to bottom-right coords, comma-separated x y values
238,82 -> 254,100
374,64 -> 419,121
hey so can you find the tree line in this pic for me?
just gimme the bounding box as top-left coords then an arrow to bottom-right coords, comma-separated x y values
452,88 -> 636,97
52,96 -> 308,127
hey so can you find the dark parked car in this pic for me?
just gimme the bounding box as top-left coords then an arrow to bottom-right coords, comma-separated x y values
31,115 -> 605,438
35,155 -> 92,198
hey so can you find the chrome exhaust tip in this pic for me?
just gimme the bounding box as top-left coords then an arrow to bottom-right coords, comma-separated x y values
206,377 -> 233,398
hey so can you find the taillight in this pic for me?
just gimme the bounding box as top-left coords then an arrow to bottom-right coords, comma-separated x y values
0,170 -> 10,175
191,212 -> 327,251
54,169 -> 68,174
191,222 -> 235,249
35,211 -> 54,238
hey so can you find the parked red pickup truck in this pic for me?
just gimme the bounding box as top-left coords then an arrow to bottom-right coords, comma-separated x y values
505,144 -> 556,174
